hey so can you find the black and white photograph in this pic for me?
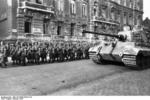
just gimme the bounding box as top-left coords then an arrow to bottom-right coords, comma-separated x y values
0,0 -> 150,98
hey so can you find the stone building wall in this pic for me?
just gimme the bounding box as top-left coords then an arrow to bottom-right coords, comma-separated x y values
88,0 -> 143,41
0,0 -> 144,42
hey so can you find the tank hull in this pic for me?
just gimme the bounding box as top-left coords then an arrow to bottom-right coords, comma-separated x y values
89,41 -> 150,69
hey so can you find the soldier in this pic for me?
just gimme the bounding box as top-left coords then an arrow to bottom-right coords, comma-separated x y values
51,45 -> 56,63
85,45 -> 90,59
26,45 -> 32,64
54,45 -> 59,62
35,46 -> 41,64
68,45 -> 74,61
48,44 -> 54,63
41,47 -> 47,63
76,44 -> 81,60
63,45 -> 68,62
20,47 -> 27,66
0,45 -> 7,68
14,46 -> 21,65
58,45 -> 64,62
30,46 -> 35,64
11,45 -> 17,65
65,44 -> 70,61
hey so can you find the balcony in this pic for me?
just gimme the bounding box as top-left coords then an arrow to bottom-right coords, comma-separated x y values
19,1 -> 54,14
92,16 -> 119,26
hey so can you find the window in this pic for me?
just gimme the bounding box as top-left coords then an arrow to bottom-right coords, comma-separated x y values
123,12 -> 127,25
43,20 -> 49,34
137,15 -> 142,25
94,26 -> 98,39
35,0 -> 43,4
137,0 -> 141,10
121,0 -> 127,6
117,13 -> 120,23
71,23 -> 75,36
70,0 -> 76,14
82,25 -> 87,37
129,0 -> 132,8
82,4 -> 87,17
102,8 -> 106,18
57,26 -> 61,35
117,0 -> 121,4
58,0 -> 64,11
111,8 -> 115,20
24,21 -> 31,33
129,14 -> 133,25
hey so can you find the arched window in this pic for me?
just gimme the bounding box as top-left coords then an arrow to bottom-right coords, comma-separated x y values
129,0 -> 132,8
93,1 -> 98,17
58,0 -> 64,11
137,15 -> 142,25
101,7 -> 106,18
129,14 -> 133,25
123,12 -> 127,25
70,0 -> 76,14
117,10 -> 121,23
110,7 -> 115,20
82,3 -> 87,17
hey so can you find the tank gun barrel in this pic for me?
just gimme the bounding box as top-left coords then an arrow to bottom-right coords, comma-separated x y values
82,30 -> 119,38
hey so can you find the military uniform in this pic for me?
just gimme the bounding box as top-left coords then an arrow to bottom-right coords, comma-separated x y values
0,46 -> 7,67
20,47 -> 27,66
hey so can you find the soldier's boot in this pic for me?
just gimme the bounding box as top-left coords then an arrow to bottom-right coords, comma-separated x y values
12,61 -> 15,65
1,62 -> 7,68
23,61 -> 26,66
49,58 -> 52,63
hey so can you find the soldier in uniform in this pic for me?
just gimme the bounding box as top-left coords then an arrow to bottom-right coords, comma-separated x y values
35,45 -> 41,64
0,45 -> 7,68
76,44 -> 80,60
20,47 -> 27,66
58,44 -> 64,62
14,46 -> 19,65
85,44 -> 90,59
41,46 -> 47,63
11,45 -> 17,65
51,45 -> 56,63
69,44 -> 74,61
54,44 -> 58,62
48,44 -> 54,63
27,45 -> 32,64
62,45 -> 67,62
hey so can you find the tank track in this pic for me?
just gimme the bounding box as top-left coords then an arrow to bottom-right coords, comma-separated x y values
89,52 -> 102,64
122,53 -> 150,69
122,55 -> 137,67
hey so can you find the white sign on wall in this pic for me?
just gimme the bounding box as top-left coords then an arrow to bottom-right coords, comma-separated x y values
12,29 -> 17,33
32,28 -> 42,33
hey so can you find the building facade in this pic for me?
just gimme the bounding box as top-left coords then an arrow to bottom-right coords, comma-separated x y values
88,0 -> 143,40
50,0 -> 89,41
0,0 -> 11,39
0,0 -> 143,42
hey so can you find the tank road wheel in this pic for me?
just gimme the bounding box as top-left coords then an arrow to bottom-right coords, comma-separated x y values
97,54 -> 105,64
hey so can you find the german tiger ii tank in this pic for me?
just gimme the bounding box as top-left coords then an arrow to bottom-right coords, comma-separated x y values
83,27 -> 150,69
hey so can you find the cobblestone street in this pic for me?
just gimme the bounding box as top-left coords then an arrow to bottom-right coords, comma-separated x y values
0,60 -> 150,96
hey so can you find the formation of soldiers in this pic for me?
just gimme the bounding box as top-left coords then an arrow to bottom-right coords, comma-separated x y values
0,41 -> 90,67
